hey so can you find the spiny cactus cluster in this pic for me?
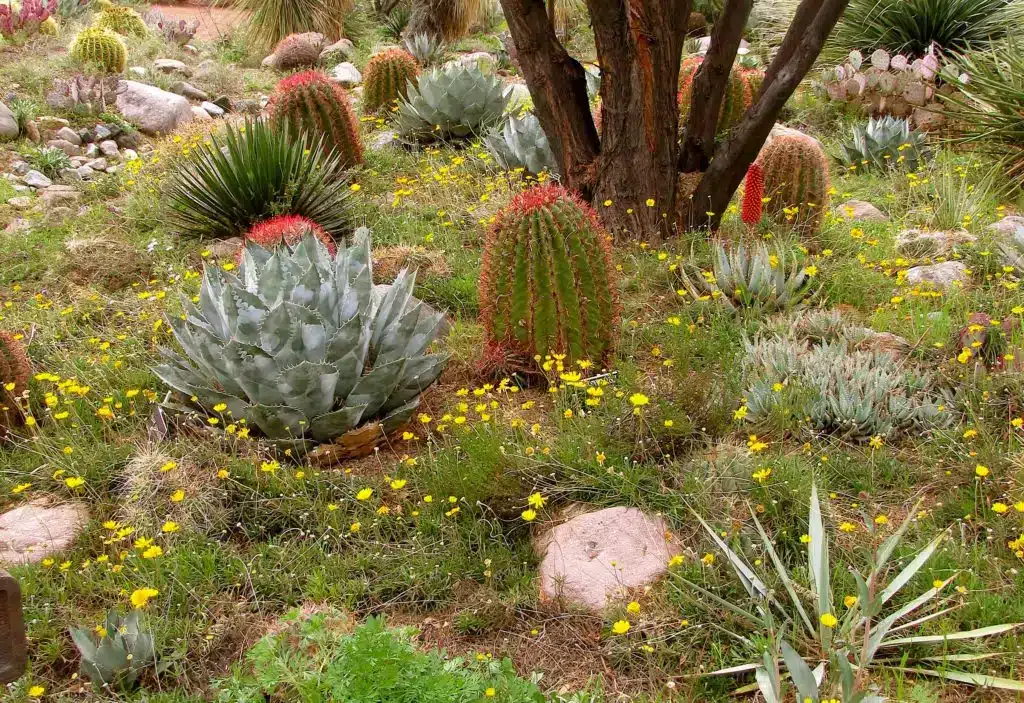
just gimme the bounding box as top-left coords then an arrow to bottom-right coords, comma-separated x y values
269,32 -> 324,71
243,215 -> 337,258
70,25 -> 127,73
362,49 -> 420,114
753,130 -> 830,234
93,4 -> 147,37
268,70 -> 363,169
678,55 -> 763,134
0,331 -> 30,438
0,0 -> 56,38
479,184 -> 618,370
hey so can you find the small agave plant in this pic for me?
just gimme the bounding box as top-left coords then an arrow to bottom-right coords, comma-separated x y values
153,230 -> 449,454
675,242 -> 816,313
69,610 -> 156,691
839,116 -> 929,172
483,112 -> 558,176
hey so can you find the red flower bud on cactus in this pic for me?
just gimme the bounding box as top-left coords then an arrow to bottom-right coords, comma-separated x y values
741,163 -> 764,226
238,215 -> 337,263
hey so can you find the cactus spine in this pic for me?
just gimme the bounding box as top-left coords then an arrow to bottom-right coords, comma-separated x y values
741,163 -> 764,225
362,48 -> 420,114
268,70 -> 364,169
93,5 -> 147,37
0,331 -> 30,438
243,215 -> 337,257
678,56 -> 763,134
757,131 -> 831,234
479,184 -> 619,368
70,26 -> 127,73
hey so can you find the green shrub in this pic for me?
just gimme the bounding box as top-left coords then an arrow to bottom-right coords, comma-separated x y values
267,70 -> 363,168
69,25 -> 127,73
21,144 -> 72,179
395,64 -> 509,143
361,47 -> 419,115
164,119 -> 351,240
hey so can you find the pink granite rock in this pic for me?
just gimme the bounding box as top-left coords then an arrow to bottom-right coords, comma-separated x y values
0,500 -> 88,565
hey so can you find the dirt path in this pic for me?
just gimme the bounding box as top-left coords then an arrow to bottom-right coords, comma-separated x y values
149,3 -> 249,41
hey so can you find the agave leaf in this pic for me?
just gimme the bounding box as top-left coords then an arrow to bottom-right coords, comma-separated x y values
345,358 -> 407,418
381,353 -> 449,413
276,361 -> 340,419
309,403 -> 368,442
692,510 -> 769,599
246,403 -> 309,439
755,664 -> 780,703
879,531 -> 945,604
807,484 -> 832,649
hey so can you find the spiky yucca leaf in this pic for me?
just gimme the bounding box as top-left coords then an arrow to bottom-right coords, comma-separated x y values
153,231 -> 448,451
165,119 -> 350,240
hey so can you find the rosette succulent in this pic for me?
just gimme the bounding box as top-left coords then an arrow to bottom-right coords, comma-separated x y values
395,64 -> 509,142
153,231 -> 449,453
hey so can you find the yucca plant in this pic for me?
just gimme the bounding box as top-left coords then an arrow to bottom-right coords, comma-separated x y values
676,242 -> 816,314
153,231 -> 448,454
238,0 -> 351,50
267,70 -> 363,168
839,116 -> 930,172
164,119 -> 350,240
483,113 -> 558,176
70,610 -> 156,691
395,65 -> 509,142
678,486 -> 1024,701
403,32 -> 445,67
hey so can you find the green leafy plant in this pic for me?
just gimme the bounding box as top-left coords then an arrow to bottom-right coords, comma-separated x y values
675,242 -> 816,314
153,231 -> 449,453
7,97 -> 40,135
483,113 -> 558,176
361,48 -> 420,115
267,70 -> 363,169
93,5 -> 148,37
69,610 -> 157,691
394,64 -> 509,143
757,130 -> 831,235
678,485 -> 1024,701
165,119 -> 351,240
839,116 -> 929,172
238,0 -> 351,50
69,25 -> 127,73
479,184 -> 618,369
403,32 -> 445,67
22,144 -> 72,179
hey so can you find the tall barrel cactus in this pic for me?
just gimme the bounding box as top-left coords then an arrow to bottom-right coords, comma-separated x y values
479,184 -> 618,369
70,26 -> 127,73
268,70 -> 363,169
362,48 -> 420,114
0,331 -> 30,438
93,5 -> 147,37
678,56 -> 763,134
757,130 -> 830,234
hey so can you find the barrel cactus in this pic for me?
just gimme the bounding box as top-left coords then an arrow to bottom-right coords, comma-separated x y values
395,65 -> 509,143
757,130 -> 830,234
678,56 -> 763,134
93,5 -> 147,37
479,184 -> 618,369
243,215 -> 336,257
362,48 -> 420,114
268,70 -> 363,169
0,331 -> 30,438
70,26 -> 127,73
153,231 -> 449,455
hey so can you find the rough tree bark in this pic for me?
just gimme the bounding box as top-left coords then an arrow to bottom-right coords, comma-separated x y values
499,0 -> 850,238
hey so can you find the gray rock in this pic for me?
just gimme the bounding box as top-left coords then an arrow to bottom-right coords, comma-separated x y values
445,51 -> 496,73
4,217 -> 30,233
369,129 -> 398,152
331,62 -> 362,87
105,165 -> 121,174
60,168 -> 82,183
201,100 -> 225,118
183,44 -> 199,55
84,143 -> 99,158
262,32 -> 325,70
123,149 -> 139,161
234,98 -> 261,115
116,80 -> 194,135
896,229 -> 975,258
46,139 -> 83,157
11,161 -> 29,176
36,116 -> 69,130
76,165 -> 96,180
153,58 -> 192,76
987,215 -> 1024,237
22,170 -> 53,189
905,261 -> 969,290
94,124 -> 113,141
212,95 -> 232,112
194,59 -> 217,79
115,130 -> 142,149
6,196 -> 33,209
0,101 -> 18,141
99,139 -> 120,158
85,157 -> 109,171
0,500 -> 89,565
191,105 -> 213,121
836,199 -> 887,223
56,126 -> 83,146
169,80 -> 210,101
129,66 -> 147,77
319,38 -> 355,61
41,185 -> 80,206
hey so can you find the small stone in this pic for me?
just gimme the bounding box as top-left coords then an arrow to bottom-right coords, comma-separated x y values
194,59 -> 217,78
4,217 -> 30,233
154,58 -> 192,76
212,95 -> 232,112
331,62 -> 362,87
11,161 -> 29,176
76,165 -> 96,180
129,66 -> 147,77
85,157 -> 109,171
0,500 -> 89,565
24,120 -> 40,143
987,215 -> 1024,237
905,261 -> 969,290
369,129 -> 398,152
84,143 -> 99,158
56,126 -> 83,145
99,139 -> 120,158
105,165 -> 121,174
60,168 -> 82,183
41,185 -> 81,206
836,199 -> 887,222
6,196 -> 32,209
35,116 -> 69,130
183,44 -> 199,55
0,101 -> 17,141
445,51 -> 496,72
201,101 -> 225,118
233,98 -> 261,115
115,130 -> 142,150
94,124 -> 113,141
22,170 -> 52,188
319,38 -> 355,61
46,139 -> 83,157
896,228 -> 975,257
169,80 -> 210,101
123,149 -> 139,161
191,105 -> 213,121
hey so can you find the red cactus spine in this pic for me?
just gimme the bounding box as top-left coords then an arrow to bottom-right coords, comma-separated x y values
362,48 -> 420,114
241,215 -> 337,259
741,163 -> 764,225
268,70 -> 363,169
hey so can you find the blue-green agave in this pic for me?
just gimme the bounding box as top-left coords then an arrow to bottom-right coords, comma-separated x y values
153,230 -> 449,451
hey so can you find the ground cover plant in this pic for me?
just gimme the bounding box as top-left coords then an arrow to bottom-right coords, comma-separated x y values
2,0 -> 1024,701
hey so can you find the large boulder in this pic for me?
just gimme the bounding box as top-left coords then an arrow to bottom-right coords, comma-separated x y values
0,101 -> 18,141
536,506 -> 680,612
0,500 -> 89,565
988,215 -> 1024,237
905,261 -> 969,290
116,80 -> 194,136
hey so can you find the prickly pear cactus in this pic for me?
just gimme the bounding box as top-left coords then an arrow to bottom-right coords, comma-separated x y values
70,25 -> 127,73
0,331 -> 30,438
756,130 -> 830,234
678,55 -> 763,134
268,70 -> 363,169
362,48 -> 420,114
479,184 -> 619,369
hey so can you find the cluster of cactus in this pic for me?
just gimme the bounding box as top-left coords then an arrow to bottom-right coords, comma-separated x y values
675,241 -> 817,314
242,215 -> 337,258
93,4 -> 147,37
817,48 -> 962,128
362,48 -> 420,115
479,184 -> 618,370
744,129 -> 830,234
0,0 -> 56,38
742,314 -> 954,440
678,55 -> 763,135
70,610 -> 155,691
0,331 -> 30,439
403,33 -> 446,68
153,231 -> 449,454
483,112 -> 558,176
268,70 -> 363,169
70,25 -> 127,73
395,64 -> 509,143
144,10 -> 198,45
839,116 -> 929,172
